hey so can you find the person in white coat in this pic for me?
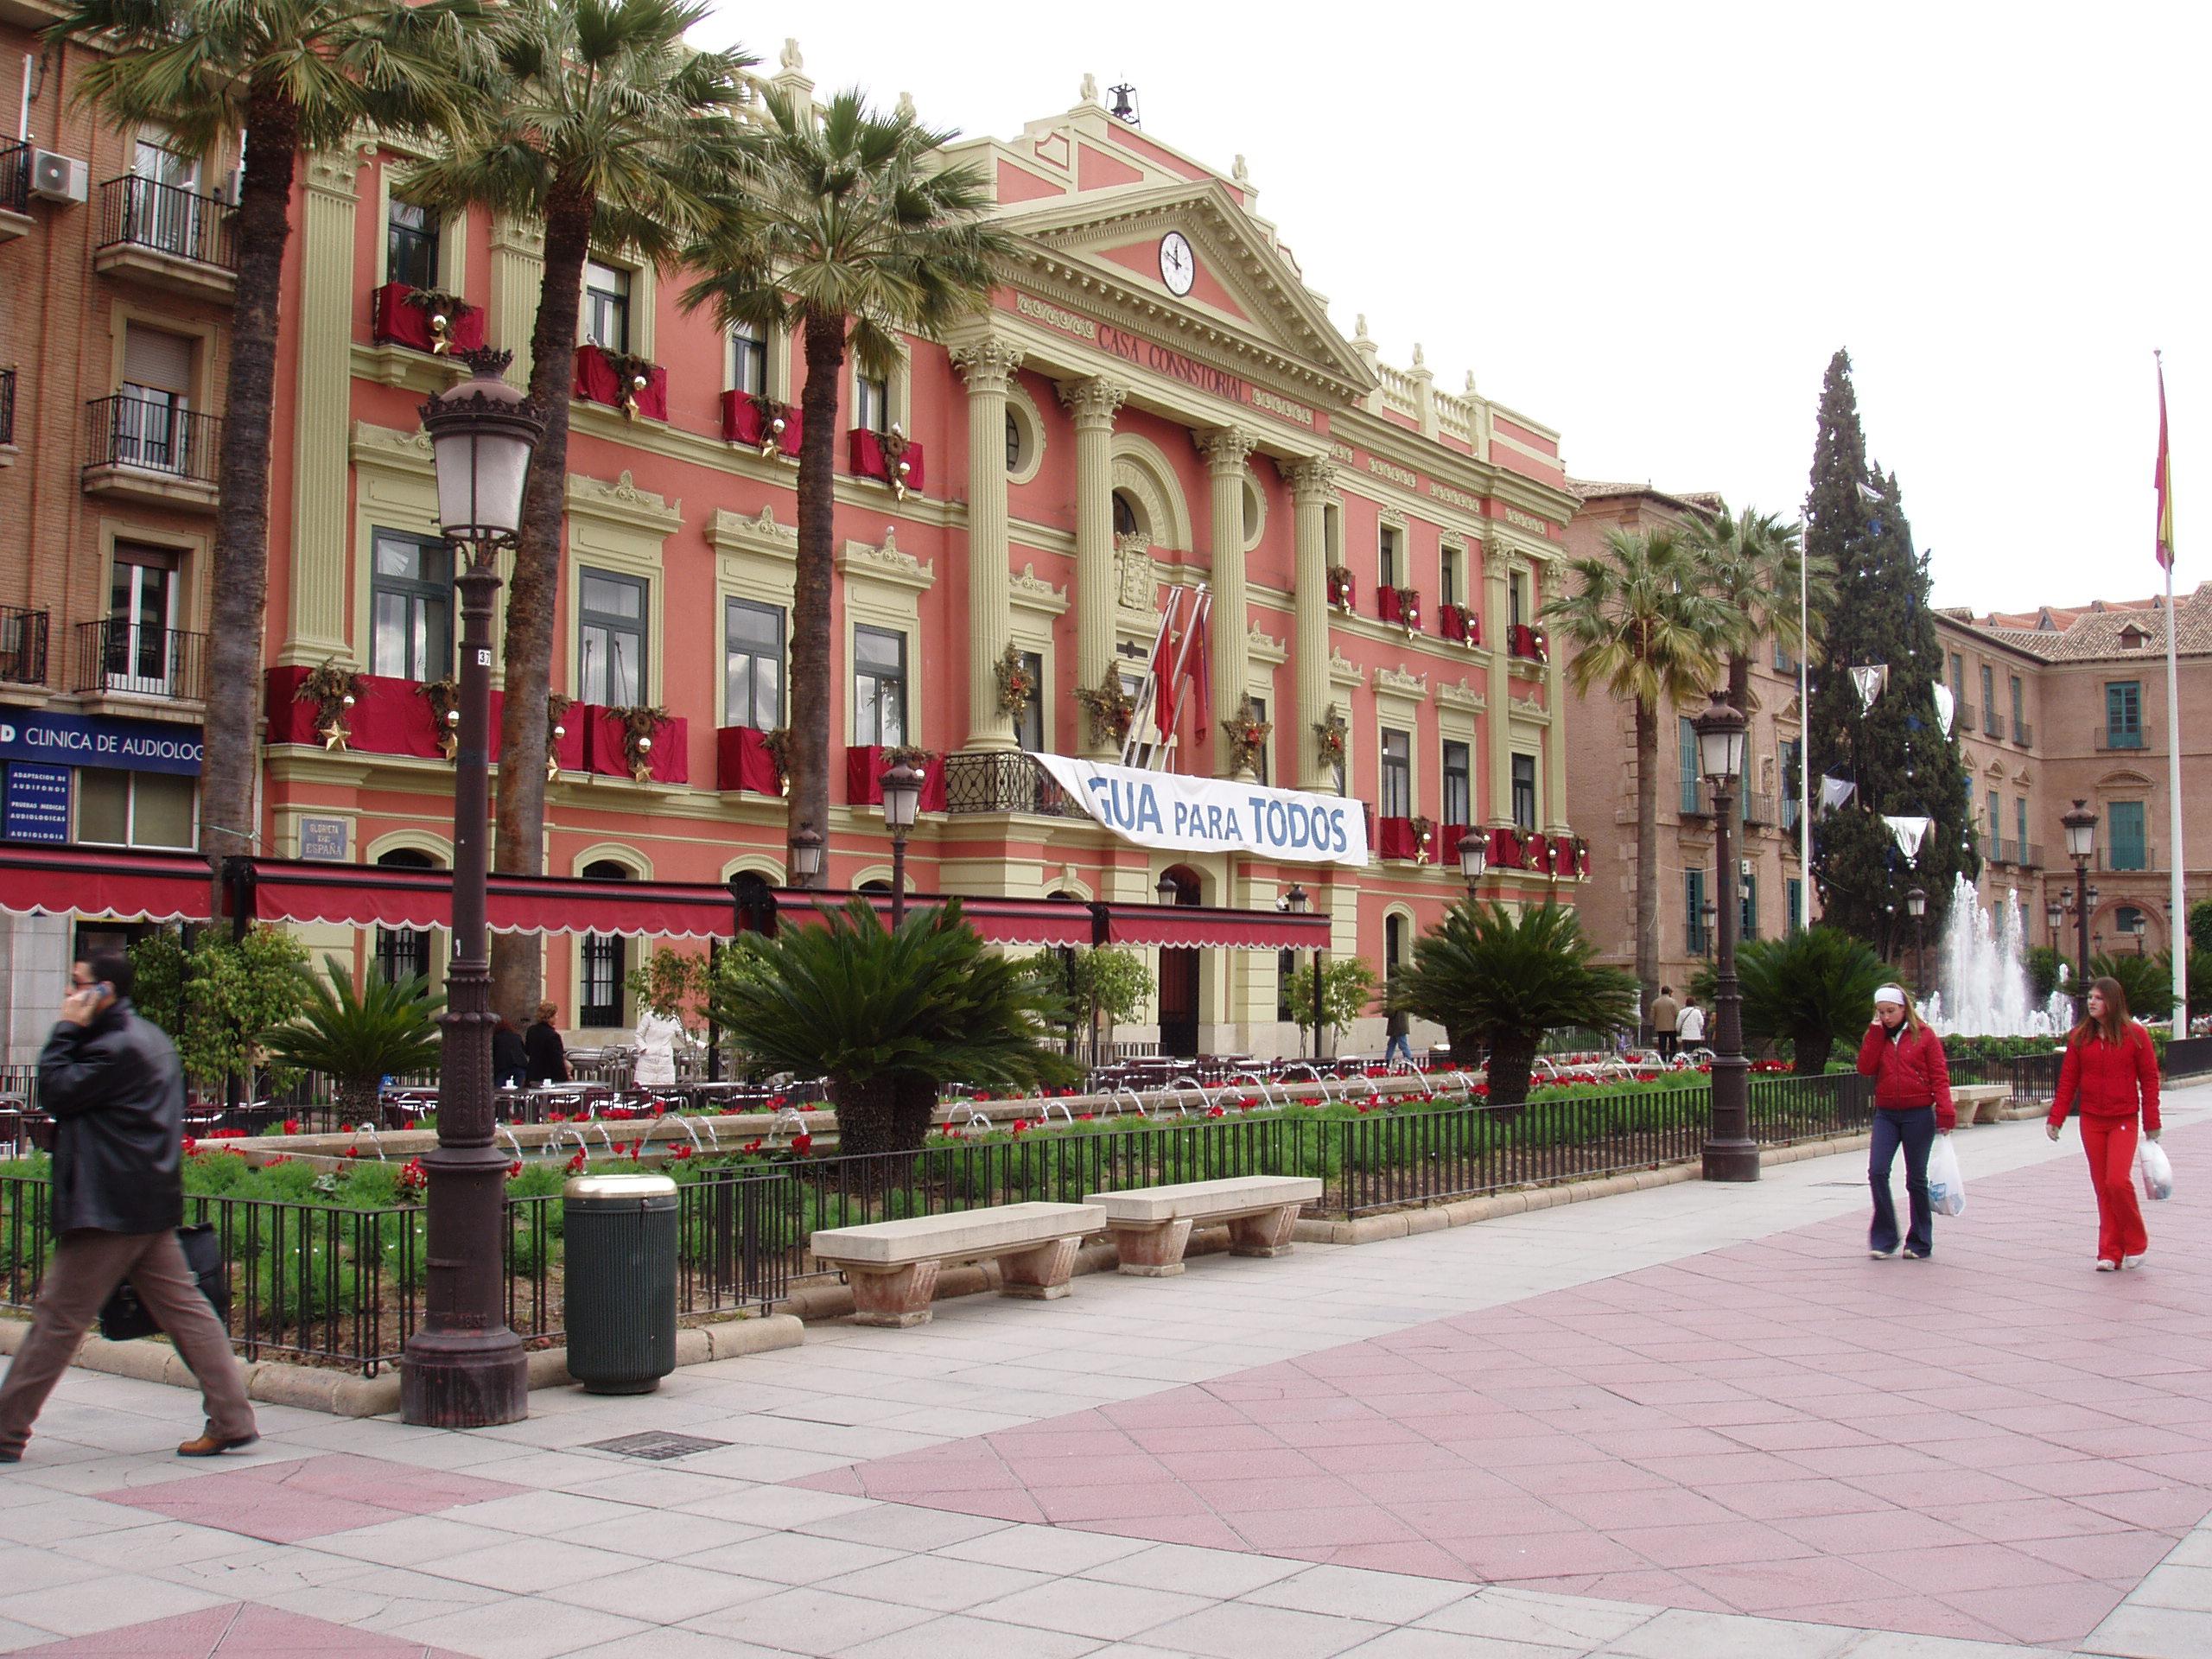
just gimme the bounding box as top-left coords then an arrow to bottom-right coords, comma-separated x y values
1676,1001 -> 1707,1047
632,1008 -> 683,1090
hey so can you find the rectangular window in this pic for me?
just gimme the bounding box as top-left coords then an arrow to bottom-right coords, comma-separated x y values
386,198 -> 439,290
1276,948 -> 1295,1024
1773,640 -> 1798,675
74,767 -> 195,849
1440,546 -> 1459,605
1980,663 -> 1994,709
730,324 -> 766,396
2017,797 -> 2029,861
1441,741 -> 1471,826
1741,872 -> 1759,942
1511,753 -> 1536,830
722,596 -> 783,730
1510,572 -> 1526,628
582,259 -> 631,353
1379,728 -> 1411,818
1948,652 -> 1963,695
1686,867 -> 1708,956
2108,800 -> 2147,870
1780,737 -> 1802,830
577,569 -> 646,707
1788,877 -> 1803,933
2010,675 -> 2024,724
2106,681 -> 2143,747
854,625 -> 907,747
369,531 -> 452,683
1679,715 -> 1701,816
1986,790 -> 1999,847
118,322 -> 194,472
1377,524 -> 1400,588
1246,694 -> 1268,785
855,373 -> 888,434
1015,652 -> 1046,754
581,932 -> 625,1027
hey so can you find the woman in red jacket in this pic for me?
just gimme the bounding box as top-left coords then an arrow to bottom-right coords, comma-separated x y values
1856,985 -> 1955,1260
2046,976 -> 2162,1270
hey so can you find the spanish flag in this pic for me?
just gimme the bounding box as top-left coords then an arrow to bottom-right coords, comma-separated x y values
2157,356 -> 2176,570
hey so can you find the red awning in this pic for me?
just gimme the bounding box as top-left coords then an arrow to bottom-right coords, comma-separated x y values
0,846 -> 214,925
1101,903 -> 1329,950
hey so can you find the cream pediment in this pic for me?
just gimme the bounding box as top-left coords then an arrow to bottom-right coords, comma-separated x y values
1001,180 -> 1375,402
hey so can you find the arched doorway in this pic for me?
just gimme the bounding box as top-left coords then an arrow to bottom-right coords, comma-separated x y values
579,859 -> 632,1027
374,848 -> 437,988
1156,866 -> 1202,1057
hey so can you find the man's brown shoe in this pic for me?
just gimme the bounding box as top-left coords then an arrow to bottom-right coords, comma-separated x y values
176,1433 -> 257,1458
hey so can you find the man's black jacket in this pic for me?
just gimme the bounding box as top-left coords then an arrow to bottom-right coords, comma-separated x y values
39,998 -> 185,1235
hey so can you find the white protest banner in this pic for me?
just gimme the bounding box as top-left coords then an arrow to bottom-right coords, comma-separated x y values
1030,754 -> 1370,868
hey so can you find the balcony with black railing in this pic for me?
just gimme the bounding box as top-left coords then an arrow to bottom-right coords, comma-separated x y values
0,366 -> 15,451
942,750 -> 1066,816
94,175 -> 237,296
0,141 -> 27,222
0,607 -> 48,686
73,618 -> 208,704
83,395 -> 220,508
2012,717 -> 2034,747
2095,722 -> 2150,752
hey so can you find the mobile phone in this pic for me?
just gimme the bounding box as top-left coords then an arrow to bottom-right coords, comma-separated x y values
95,982 -> 115,1002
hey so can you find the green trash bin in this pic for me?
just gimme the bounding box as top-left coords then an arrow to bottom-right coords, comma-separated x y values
563,1173 -> 679,1394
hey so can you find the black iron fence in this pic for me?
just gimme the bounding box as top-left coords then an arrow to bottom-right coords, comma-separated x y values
85,394 -> 221,487
0,606 -> 46,685
0,365 -> 15,448
0,141 -> 25,215
72,616 -> 210,702
98,175 -> 236,270
942,750 -> 1065,816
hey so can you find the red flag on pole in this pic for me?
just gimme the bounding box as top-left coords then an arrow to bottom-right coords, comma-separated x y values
1151,587 -> 1186,739
2157,355 -> 2176,570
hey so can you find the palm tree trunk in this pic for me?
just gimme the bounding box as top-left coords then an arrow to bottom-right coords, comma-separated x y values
1633,699 -> 1660,1021
488,175 -> 593,1023
200,91 -> 300,912
1791,1027 -> 1833,1077
1486,1028 -> 1537,1107
790,315 -> 847,887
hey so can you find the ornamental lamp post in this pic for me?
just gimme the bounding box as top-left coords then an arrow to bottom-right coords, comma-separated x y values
1906,887 -> 1928,995
2133,912 -> 2150,957
406,350 -> 541,1429
789,826 -> 824,885
1693,692 -> 1758,1183
880,761 -> 924,926
2046,899 -> 2064,950
2062,798 -> 2097,1014
1458,830 -> 1489,901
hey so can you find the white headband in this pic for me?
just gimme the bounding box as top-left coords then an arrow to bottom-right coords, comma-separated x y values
1873,985 -> 1906,1007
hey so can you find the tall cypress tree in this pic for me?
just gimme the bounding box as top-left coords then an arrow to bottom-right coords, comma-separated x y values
1803,351 -> 1979,967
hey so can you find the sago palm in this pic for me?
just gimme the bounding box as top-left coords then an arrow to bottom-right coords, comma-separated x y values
683,89 -> 1014,885
49,0 -> 485,907
1690,926 -> 1887,1074
2088,953 -> 2171,1027
1392,901 -> 1637,1105
402,0 -> 752,1018
709,899 -> 1077,1157
1543,526 -> 1728,1008
264,956 -> 445,1126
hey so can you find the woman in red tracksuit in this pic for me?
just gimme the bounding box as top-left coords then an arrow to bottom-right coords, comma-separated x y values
2047,976 -> 2162,1271
1856,984 -> 1955,1260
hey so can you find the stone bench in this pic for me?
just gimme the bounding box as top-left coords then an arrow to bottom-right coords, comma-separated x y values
809,1201 -> 1106,1328
1084,1174 -> 1325,1276
1952,1084 -> 2008,1126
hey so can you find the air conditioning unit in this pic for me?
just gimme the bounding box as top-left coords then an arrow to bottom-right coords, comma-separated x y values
29,150 -> 87,205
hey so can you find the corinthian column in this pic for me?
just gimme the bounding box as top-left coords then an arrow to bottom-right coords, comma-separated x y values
283,148 -> 359,665
1485,550 -> 1512,823
952,338 -> 1023,752
1198,428 -> 1259,779
1286,458 -> 1338,790
1059,378 -> 1127,756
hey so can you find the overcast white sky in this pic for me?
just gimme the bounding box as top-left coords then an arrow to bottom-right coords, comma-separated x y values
696,1 -> 2206,614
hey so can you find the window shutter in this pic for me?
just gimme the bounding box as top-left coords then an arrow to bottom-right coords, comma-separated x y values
122,324 -> 194,393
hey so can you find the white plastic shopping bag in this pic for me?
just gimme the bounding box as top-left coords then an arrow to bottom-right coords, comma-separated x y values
2139,1137 -> 2174,1202
1926,1134 -> 1966,1217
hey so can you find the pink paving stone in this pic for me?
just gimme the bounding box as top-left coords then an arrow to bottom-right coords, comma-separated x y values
805,1122 -> 2212,1645
13,1604 -> 473,1657
98,1455 -> 526,1545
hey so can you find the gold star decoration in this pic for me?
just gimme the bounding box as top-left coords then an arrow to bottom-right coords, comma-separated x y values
318,721 -> 351,752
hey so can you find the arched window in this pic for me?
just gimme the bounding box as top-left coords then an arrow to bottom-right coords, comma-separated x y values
374,849 -> 437,988
580,860 -> 632,1027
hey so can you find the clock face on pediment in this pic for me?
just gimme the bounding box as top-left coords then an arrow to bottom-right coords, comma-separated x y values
1158,231 -> 1195,296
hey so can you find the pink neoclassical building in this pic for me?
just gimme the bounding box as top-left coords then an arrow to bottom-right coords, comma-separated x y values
0,40 -> 1589,1058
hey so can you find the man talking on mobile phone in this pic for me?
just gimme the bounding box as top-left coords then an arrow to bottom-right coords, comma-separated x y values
0,953 -> 257,1464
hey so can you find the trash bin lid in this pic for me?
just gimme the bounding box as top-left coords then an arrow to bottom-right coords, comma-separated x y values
564,1173 -> 679,1200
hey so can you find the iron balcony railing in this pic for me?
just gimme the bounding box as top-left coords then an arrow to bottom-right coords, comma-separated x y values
2018,842 -> 2045,868
97,175 -> 236,270
0,141 -> 26,215
0,607 -> 48,685
1955,701 -> 1977,733
2099,844 -> 2155,874
1982,709 -> 2005,738
2012,718 -> 2034,747
0,366 -> 14,447
2096,723 -> 2149,751
73,617 -> 209,701
1742,792 -> 1777,826
85,394 -> 219,486
942,749 -> 1066,816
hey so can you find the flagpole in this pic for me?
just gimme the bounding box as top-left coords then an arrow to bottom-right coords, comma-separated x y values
1799,533 -> 1811,925
2158,351 -> 2187,1034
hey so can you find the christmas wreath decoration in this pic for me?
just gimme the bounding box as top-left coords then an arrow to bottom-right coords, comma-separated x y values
602,350 -> 654,420
762,726 -> 794,796
1326,565 -> 1356,613
402,288 -> 473,355
296,659 -> 362,752
1315,709 -> 1348,768
546,694 -> 575,783
1219,697 -> 1272,776
608,704 -> 671,783
1074,667 -> 1135,748
1393,587 -> 1422,637
750,393 -> 792,457
420,678 -> 461,760
1407,815 -> 1437,859
994,644 -> 1038,718
879,423 -> 914,499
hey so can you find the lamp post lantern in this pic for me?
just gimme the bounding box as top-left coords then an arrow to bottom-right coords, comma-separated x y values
2045,899 -> 2064,950
789,826 -> 824,885
1282,885 -> 1316,1059
1693,692 -> 1757,1182
1458,829 -> 1489,901
1906,887 -> 1928,995
405,351 -> 541,1428
2062,798 -> 2098,1014
2133,912 -> 2150,957
880,761 -> 924,926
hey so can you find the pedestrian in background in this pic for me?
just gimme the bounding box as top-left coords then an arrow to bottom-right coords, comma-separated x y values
1856,983 -> 1955,1260
2047,976 -> 2161,1272
1649,986 -> 1681,1060
525,1001 -> 570,1084
0,955 -> 257,1464
1383,1006 -> 1415,1068
1675,998 -> 1706,1052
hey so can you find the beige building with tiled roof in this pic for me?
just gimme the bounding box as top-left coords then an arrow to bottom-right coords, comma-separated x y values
1934,583 -> 2212,959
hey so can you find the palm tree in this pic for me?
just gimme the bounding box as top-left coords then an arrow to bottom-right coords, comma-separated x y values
709,899 -> 1078,1158
1392,901 -> 1637,1105
265,957 -> 444,1127
683,90 -> 1013,885
1682,505 -> 1833,715
49,1 -> 484,906
402,0 -> 752,1017
1690,926 -> 1887,1075
1543,526 -> 1728,1010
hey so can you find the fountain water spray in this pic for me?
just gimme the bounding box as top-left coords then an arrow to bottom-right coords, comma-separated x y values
1922,873 -> 2072,1037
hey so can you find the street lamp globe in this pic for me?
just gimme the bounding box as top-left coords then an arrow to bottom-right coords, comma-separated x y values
2045,900 -> 2064,934
1283,884 -> 1309,915
880,761 -> 925,833
1155,872 -> 1179,905
422,352 -> 542,545
1906,887 -> 1927,918
1693,692 -> 1748,786
1458,831 -> 1489,887
2062,798 -> 2097,864
789,827 -> 824,882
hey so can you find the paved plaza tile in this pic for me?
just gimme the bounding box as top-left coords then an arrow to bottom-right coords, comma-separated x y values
98,1456 -> 530,1545
3,1601 -> 474,1656
806,1117 -> 2212,1646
